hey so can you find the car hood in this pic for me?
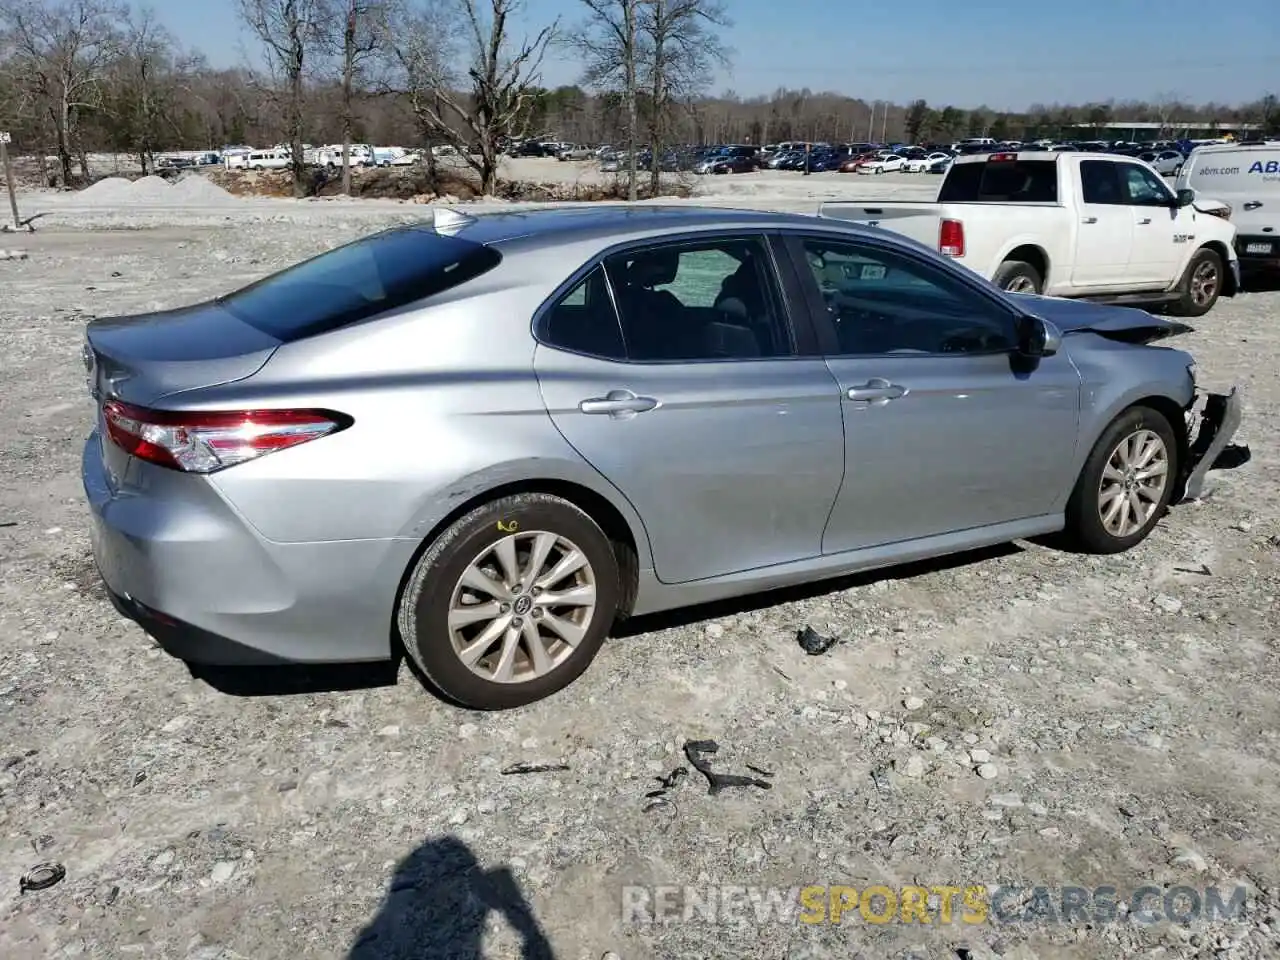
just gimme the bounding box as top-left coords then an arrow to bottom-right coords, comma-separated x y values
1008,294 -> 1194,344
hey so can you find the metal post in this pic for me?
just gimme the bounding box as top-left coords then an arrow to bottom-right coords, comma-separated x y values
1,133 -> 20,231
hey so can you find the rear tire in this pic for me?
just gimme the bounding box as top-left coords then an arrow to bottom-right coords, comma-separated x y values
992,260 -> 1044,295
1167,247 -> 1223,317
398,493 -> 620,710
1062,405 -> 1179,554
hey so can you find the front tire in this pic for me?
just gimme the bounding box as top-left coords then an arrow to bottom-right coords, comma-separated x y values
398,493 -> 620,710
1168,247 -> 1224,317
993,260 -> 1044,295
1062,406 -> 1179,554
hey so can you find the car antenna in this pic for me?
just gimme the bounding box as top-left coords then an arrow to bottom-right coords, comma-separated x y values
430,206 -> 478,236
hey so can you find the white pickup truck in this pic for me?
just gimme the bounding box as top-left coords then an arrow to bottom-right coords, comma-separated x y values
820,150 -> 1241,316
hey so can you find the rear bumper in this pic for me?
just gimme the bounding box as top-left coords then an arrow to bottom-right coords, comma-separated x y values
83,432 -> 415,665
1182,387 -> 1248,501
1235,235 -> 1280,266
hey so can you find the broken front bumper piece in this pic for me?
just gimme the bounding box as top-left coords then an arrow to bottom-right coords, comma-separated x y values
1182,386 -> 1248,501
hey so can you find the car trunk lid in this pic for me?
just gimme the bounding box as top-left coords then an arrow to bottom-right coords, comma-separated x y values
84,302 -> 280,407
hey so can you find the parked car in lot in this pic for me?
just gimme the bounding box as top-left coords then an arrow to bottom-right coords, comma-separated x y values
1139,149 -> 1187,177
905,152 -> 952,173
81,206 -> 1244,709
1176,142 -> 1280,274
557,144 -> 595,161
821,150 -> 1240,313
858,154 -> 906,174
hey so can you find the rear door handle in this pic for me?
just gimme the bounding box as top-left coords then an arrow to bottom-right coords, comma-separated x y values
846,378 -> 907,404
1082,217 -> 1098,224
1243,201 -> 1262,211
1138,217 -> 1152,225
579,389 -> 659,417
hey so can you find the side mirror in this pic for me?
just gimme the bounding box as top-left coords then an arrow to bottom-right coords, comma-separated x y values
1017,314 -> 1061,358
1175,188 -> 1195,207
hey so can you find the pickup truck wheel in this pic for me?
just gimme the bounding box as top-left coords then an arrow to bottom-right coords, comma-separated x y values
1168,248 -> 1223,318
1062,405 -> 1178,554
992,260 -> 1043,295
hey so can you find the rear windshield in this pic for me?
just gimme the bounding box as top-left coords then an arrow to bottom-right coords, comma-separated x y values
216,226 -> 502,341
938,159 -> 1059,202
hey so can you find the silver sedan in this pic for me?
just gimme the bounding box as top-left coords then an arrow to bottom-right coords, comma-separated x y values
81,206 -> 1244,709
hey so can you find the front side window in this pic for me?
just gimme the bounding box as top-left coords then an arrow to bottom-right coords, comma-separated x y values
798,237 -> 1017,356
1120,163 -> 1173,204
602,237 -> 791,361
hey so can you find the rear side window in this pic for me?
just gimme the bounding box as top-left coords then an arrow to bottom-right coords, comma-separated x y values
938,160 -> 1058,202
1080,160 -> 1124,204
217,226 -> 502,341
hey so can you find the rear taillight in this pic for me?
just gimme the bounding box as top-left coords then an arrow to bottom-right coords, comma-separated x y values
939,218 -> 965,257
102,401 -> 350,473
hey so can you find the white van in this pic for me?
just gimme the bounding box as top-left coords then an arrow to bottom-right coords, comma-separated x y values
1177,142 -> 1280,270
245,149 -> 291,170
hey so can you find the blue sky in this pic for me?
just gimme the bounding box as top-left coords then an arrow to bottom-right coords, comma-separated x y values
156,0 -> 1275,109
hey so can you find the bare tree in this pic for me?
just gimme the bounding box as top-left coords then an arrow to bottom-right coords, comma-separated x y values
0,0 -> 120,185
389,0 -> 554,195
383,0 -> 456,179
638,0 -> 727,192
238,0 -> 326,195
111,6 -> 178,174
323,0 -> 385,194
572,0 -> 640,200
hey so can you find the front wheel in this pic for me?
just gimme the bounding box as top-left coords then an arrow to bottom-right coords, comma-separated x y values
1062,405 -> 1179,554
1167,247 -> 1224,317
397,493 -> 620,710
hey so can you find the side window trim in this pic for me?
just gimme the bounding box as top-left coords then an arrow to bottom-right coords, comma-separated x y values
778,229 -> 1022,360
535,229 -> 810,365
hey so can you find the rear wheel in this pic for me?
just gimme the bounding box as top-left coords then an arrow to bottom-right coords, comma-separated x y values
1168,247 -> 1224,317
398,493 -> 620,710
1062,405 -> 1178,554
992,260 -> 1044,295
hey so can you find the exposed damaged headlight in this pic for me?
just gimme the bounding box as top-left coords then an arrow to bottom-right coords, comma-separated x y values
1202,204 -> 1232,221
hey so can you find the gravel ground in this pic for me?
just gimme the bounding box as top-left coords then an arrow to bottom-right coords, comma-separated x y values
0,183 -> 1278,960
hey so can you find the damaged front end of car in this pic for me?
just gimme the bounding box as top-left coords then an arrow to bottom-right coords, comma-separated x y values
1039,304 -> 1252,502
1181,385 -> 1249,501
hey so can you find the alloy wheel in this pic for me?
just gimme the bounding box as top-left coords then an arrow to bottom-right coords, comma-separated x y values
1097,429 -> 1169,538
447,530 -> 597,684
1004,276 -> 1039,294
1189,260 -> 1219,307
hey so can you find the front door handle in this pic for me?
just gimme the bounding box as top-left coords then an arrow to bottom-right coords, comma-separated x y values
846,378 -> 907,404
1082,216 -> 1098,224
1137,217 -> 1152,225
1243,201 -> 1262,211
579,389 -> 659,417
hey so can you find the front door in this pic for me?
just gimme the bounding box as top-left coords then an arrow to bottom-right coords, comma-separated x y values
1072,158 -> 1135,288
1118,161 -> 1185,287
533,235 -> 846,584
784,232 -> 1081,554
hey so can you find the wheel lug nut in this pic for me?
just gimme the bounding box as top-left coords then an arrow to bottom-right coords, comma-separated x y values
500,603 -> 511,613
512,583 -> 523,594
532,607 -> 543,618
512,617 -> 523,628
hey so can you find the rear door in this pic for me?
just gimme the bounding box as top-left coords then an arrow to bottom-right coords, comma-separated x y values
1072,158 -> 1134,287
533,233 -> 846,584
781,230 -> 1081,554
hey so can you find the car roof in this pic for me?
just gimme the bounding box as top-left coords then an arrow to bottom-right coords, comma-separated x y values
443,204 -> 876,248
